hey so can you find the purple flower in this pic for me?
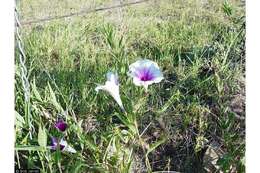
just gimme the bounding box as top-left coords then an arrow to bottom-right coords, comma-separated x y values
49,137 -> 76,153
50,137 -> 65,150
95,72 -> 125,112
128,59 -> 164,91
54,119 -> 67,132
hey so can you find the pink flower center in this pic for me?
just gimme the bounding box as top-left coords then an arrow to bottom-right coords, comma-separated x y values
138,68 -> 154,81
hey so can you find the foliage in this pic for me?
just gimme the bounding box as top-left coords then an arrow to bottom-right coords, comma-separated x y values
15,0 -> 245,172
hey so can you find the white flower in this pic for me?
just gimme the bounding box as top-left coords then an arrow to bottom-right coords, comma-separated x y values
49,137 -> 76,153
95,72 -> 125,112
128,59 -> 164,91
60,139 -> 77,153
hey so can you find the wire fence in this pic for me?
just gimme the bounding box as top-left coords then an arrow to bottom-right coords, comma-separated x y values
15,7 -> 33,139
15,8 -> 31,104
20,0 -> 150,26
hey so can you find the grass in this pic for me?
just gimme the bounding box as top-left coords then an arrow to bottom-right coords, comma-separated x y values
15,0 -> 245,172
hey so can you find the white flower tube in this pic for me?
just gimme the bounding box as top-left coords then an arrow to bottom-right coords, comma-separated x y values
95,72 -> 125,112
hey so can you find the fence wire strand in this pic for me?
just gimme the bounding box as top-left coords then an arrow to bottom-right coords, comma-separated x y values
15,8 -> 30,103
21,0 -> 150,25
15,7 -> 33,139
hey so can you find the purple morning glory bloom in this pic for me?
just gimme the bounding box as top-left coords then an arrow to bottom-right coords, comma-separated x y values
54,119 -> 67,132
49,137 -> 76,153
128,59 -> 164,91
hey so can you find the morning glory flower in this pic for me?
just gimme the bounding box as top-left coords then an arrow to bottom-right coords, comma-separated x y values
128,59 -> 164,91
95,72 -> 125,112
49,137 -> 76,153
54,119 -> 67,132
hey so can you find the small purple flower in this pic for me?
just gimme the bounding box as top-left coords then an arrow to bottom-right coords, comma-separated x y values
49,137 -> 76,153
50,137 -> 65,150
54,119 -> 67,132
128,59 -> 164,91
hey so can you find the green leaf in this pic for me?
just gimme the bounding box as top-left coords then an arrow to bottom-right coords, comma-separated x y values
15,146 -> 45,151
15,111 -> 25,129
222,0 -> 233,16
32,78 -> 42,102
38,126 -> 47,147
54,149 -> 62,163
147,137 -> 167,155
158,90 -> 180,114
48,82 -> 63,112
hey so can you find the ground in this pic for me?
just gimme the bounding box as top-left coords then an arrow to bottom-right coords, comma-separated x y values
15,0 -> 245,172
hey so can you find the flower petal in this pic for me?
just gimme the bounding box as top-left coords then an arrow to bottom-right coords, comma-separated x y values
129,59 -> 159,71
128,59 -> 164,91
96,72 -> 125,112
51,137 -> 58,146
106,71 -> 119,85
49,138 -> 76,153
59,138 -> 76,153
54,120 -> 67,132
63,145 -> 77,153
95,85 -> 106,92
50,137 -> 62,150
132,77 -> 143,86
